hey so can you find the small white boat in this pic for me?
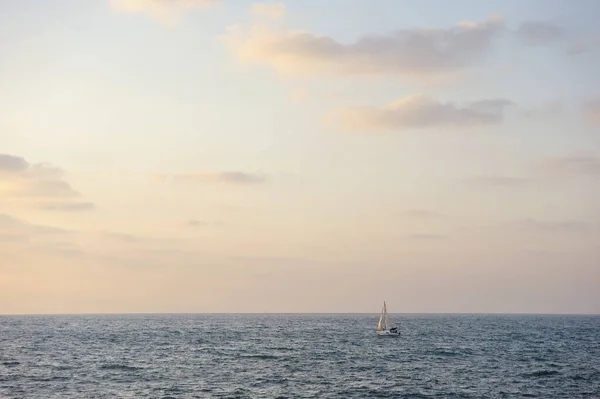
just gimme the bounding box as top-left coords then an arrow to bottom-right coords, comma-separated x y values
376,301 -> 400,336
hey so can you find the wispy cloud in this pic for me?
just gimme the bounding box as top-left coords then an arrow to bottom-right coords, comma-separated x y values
0,213 -> 81,258
0,154 -> 95,210
460,155 -> 599,188
515,20 -> 565,46
0,214 -> 194,265
512,19 -> 600,55
109,0 -> 221,24
186,219 -> 209,227
224,16 -> 505,77
522,99 -> 564,119
0,213 -> 73,237
251,3 -> 285,19
14,180 -> 82,198
327,95 -> 513,132
154,171 -> 268,185
37,202 -> 96,212
513,20 -> 600,56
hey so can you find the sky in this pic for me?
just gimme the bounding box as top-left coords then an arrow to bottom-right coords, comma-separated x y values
1,0 -> 599,315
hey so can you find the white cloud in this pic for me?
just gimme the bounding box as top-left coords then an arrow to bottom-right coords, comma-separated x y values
0,154 -> 95,211
37,202 -> 96,212
327,94 -> 513,132
515,20 -> 565,46
0,154 -> 28,172
153,171 -> 268,185
223,16 -> 506,77
0,214 -> 72,238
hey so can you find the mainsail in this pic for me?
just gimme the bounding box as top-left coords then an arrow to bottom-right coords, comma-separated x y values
377,307 -> 385,331
376,301 -> 399,335
383,301 -> 393,329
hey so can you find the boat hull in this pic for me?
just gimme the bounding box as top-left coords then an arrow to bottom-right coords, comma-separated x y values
376,330 -> 400,336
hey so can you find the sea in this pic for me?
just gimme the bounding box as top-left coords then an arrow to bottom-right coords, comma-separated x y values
0,314 -> 599,398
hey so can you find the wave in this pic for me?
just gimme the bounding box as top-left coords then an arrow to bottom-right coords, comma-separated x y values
522,370 -> 560,378
99,364 -> 143,371
240,354 -> 281,360
1,361 -> 19,367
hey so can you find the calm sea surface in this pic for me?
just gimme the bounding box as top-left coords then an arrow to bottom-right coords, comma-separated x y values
0,314 -> 599,398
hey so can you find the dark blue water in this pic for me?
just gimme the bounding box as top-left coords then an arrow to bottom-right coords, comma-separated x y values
0,314 -> 598,398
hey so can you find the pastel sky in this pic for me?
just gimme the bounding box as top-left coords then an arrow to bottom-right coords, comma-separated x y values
1,0 -> 599,314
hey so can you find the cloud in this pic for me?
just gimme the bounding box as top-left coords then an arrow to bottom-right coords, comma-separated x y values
0,154 -> 28,172
187,219 -> 209,227
512,20 -> 600,54
537,155 -> 600,178
0,213 -> 72,237
582,98 -> 600,126
515,20 -> 565,46
37,202 -> 96,212
15,180 -> 81,198
251,3 -> 285,19
0,213 -> 81,259
154,171 -> 268,185
0,213 -> 186,264
224,16 -> 506,77
522,99 -> 564,119
0,153 -> 94,210
109,0 -> 220,24
327,94 -> 513,132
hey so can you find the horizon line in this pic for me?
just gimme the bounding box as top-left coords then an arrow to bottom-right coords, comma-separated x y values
1,311 -> 599,317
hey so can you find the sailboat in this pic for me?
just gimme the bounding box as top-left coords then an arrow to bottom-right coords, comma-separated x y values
376,301 -> 400,336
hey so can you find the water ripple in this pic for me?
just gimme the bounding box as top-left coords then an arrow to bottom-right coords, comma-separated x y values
0,314 -> 598,398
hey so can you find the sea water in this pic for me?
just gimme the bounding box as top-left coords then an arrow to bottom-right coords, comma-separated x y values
1,314 -> 598,398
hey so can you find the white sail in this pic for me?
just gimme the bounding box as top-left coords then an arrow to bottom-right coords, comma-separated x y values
377,308 -> 384,331
383,301 -> 393,329
376,301 -> 399,336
